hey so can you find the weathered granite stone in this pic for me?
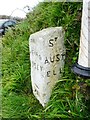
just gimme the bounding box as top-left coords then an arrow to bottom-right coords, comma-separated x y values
29,27 -> 65,107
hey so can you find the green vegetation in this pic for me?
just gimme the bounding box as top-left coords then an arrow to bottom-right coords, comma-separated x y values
2,2 -> 90,119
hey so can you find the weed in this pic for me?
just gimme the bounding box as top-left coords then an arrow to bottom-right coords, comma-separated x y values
2,2 -> 90,119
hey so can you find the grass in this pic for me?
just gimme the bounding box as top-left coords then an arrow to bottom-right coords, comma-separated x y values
2,1 -> 90,119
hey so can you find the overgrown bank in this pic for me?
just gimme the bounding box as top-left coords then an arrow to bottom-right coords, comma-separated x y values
2,2 -> 90,119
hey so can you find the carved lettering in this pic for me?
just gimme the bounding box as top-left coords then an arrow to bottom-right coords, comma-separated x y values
47,71 -> 50,77
31,38 -> 35,42
45,57 -> 50,64
30,27 -> 65,107
49,39 -> 54,47
53,70 -> 56,75
45,54 -> 60,64
40,66 -> 43,71
32,62 -> 36,69
32,61 -> 43,71
46,70 -> 57,77
59,68 -> 61,74
61,53 -> 65,60
49,37 -> 58,47
39,55 -> 42,60
34,88 -> 40,96
37,64 -> 39,70
56,54 -> 60,62
50,56 -> 55,63
55,37 -> 58,41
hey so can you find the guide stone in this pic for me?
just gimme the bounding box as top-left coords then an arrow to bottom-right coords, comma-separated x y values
29,27 -> 65,107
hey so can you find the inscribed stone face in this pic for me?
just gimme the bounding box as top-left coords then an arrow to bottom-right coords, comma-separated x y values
29,27 -> 65,107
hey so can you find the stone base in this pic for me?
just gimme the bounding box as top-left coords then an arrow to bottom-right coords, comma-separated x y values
72,63 -> 90,78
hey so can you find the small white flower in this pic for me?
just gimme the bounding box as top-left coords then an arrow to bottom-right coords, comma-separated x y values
68,110 -> 71,113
